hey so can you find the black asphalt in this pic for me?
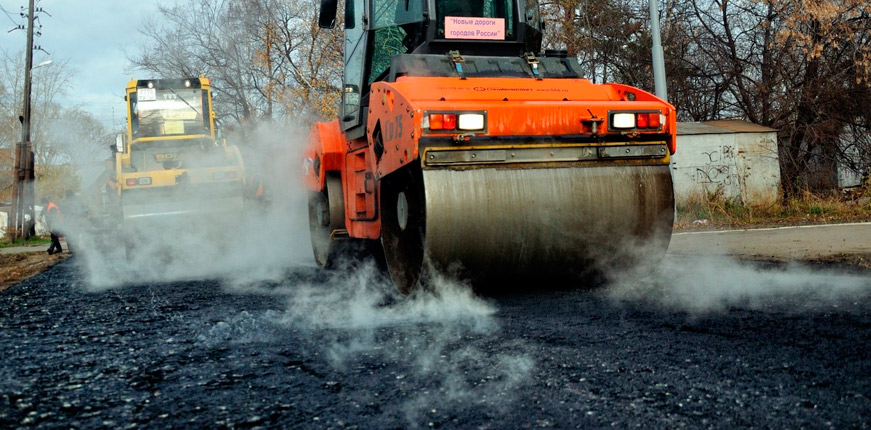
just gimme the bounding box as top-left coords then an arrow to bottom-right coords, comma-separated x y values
1,257 -> 870,429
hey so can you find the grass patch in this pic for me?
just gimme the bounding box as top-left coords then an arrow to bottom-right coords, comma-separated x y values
676,187 -> 871,230
0,236 -> 52,249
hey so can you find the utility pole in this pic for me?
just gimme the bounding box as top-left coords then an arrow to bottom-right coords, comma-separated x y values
649,0 -> 667,101
9,0 -> 36,242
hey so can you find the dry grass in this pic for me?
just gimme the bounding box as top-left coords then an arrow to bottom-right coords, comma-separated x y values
0,236 -> 51,249
675,186 -> 871,230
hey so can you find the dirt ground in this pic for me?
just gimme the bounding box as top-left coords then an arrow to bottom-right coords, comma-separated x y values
0,252 -> 70,292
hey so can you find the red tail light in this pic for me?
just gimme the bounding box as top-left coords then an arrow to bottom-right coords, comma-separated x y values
442,114 -> 456,130
633,112 -> 662,129
430,114 -> 444,130
126,178 -> 137,186
429,113 -> 457,131
636,113 -> 649,128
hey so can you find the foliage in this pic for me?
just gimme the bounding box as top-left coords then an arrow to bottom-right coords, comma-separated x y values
541,0 -> 871,196
0,49 -> 112,201
35,165 -> 81,203
129,0 -> 344,137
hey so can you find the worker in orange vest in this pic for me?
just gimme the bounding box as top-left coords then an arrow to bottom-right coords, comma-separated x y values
40,197 -> 63,255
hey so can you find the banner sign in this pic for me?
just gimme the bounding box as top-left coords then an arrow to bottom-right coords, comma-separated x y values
445,16 -> 505,40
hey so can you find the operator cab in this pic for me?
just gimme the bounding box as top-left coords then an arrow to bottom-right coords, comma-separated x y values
123,78 -> 225,172
318,0 -> 547,139
127,79 -> 213,141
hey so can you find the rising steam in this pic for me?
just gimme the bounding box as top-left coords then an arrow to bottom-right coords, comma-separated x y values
54,111 -> 871,427
220,258 -> 536,424
67,122 -> 311,290
605,253 -> 871,315
59,119 -> 535,425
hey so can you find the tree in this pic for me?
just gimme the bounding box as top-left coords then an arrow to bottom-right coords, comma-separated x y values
542,0 -> 871,195
0,49 -> 74,166
129,0 -> 344,136
0,49 -> 112,199
665,0 -> 871,194
772,0 -> 871,192
541,0 -> 649,85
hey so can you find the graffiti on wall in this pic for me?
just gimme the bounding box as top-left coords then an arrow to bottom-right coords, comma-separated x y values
695,145 -> 738,186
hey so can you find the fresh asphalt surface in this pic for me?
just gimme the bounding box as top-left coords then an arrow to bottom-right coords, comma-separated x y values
2,226 -> 871,429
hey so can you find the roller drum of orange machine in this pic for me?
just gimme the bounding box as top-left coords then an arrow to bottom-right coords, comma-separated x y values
305,0 -> 676,293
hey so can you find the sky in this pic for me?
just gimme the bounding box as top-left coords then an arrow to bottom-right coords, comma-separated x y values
0,0 -> 163,131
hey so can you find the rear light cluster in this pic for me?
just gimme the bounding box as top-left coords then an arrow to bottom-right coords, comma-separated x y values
636,112 -> 661,128
126,177 -> 152,186
212,170 -> 239,180
430,113 -> 456,130
424,112 -> 486,132
610,112 -> 663,130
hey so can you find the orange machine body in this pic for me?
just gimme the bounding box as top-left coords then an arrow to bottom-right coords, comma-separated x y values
304,75 -> 676,242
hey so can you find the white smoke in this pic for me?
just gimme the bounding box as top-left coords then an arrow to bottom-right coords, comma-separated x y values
69,121 -> 311,290
59,116 -> 537,425
217,259 -> 535,426
606,254 -> 871,315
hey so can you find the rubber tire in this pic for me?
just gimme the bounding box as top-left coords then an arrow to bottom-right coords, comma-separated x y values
380,164 -> 426,294
308,173 -> 346,268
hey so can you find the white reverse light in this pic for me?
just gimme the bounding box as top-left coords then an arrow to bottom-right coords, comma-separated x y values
611,112 -> 636,129
458,113 -> 485,131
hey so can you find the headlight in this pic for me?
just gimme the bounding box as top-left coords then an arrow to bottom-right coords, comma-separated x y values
458,113 -> 485,131
425,111 -> 486,132
611,113 -> 636,129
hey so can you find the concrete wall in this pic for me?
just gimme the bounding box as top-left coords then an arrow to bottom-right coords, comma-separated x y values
671,121 -> 781,206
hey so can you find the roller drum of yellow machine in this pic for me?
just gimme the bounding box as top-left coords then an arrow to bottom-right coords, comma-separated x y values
304,0 -> 675,293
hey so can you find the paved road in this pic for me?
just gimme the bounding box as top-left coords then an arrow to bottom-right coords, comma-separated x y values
669,222 -> 871,260
1,245 -> 870,428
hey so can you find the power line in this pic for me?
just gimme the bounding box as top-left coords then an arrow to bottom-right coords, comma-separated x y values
0,4 -> 18,26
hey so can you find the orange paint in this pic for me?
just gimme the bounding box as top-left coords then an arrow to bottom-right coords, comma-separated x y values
304,75 -> 677,242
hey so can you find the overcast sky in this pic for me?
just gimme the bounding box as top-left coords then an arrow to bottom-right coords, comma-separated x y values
0,0 -> 162,130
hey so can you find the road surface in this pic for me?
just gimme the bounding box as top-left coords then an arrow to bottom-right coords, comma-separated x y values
669,222 -> 871,261
1,225 -> 870,429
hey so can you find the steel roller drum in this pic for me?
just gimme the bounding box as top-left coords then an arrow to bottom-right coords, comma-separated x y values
420,164 -> 674,283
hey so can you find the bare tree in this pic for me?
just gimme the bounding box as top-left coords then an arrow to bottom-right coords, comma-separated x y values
0,49 -> 111,197
541,0 -> 648,84
545,0 -> 871,195
129,0 -> 343,137
667,0 -> 871,194
0,49 -> 75,165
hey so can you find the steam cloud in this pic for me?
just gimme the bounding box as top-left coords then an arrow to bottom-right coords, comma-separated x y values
66,122 -> 311,290
61,121 -> 535,425
55,116 -> 870,426
606,252 -> 871,315
224,261 -> 535,424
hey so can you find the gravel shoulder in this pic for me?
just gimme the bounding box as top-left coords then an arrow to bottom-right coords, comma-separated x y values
0,245 -> 70,292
